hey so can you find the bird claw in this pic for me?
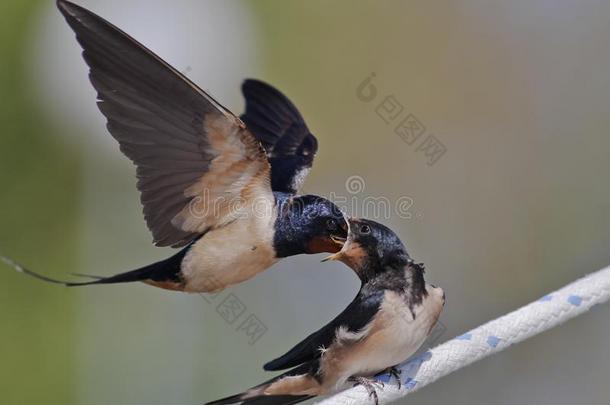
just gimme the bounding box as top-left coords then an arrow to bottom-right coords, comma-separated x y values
386,366 -> 402,389
350,376 -> 383,405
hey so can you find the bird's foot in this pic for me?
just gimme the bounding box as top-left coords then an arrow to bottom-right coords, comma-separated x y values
349,376 -> 383,405
385,366 -> 402,389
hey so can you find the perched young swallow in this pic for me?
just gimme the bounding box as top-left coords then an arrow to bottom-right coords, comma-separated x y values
1,0 -> 349,293
206,219 -> 445,405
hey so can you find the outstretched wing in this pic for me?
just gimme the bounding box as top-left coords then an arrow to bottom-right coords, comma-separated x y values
263,289 -> 384,371
241,79 -> 318,194
57,0 -> 272,248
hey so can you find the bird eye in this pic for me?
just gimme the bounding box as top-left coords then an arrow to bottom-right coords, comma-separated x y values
359,224 -> 371,234
326,218 -> 338,231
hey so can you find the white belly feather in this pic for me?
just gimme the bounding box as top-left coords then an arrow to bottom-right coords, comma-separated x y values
321,284 -> 445,391
180,204 -> 278,293
354,285 -> 444,376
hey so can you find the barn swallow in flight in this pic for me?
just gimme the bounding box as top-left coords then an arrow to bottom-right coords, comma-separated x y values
1,0 -> 348,293
205,219 -> 445,405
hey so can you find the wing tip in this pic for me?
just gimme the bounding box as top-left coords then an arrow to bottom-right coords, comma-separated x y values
56,0 -> 111,35
204,393 -> 243,405
241,78 -> 270,93
56,0 -> 82,17
263,360 -> 281,372
241,78 -> 290,103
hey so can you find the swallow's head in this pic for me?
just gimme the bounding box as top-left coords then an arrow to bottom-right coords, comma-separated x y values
323,218 -> 411,277
275,196 -> 348,257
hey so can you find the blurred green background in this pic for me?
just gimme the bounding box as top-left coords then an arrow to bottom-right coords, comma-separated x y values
1,1 -> 609,404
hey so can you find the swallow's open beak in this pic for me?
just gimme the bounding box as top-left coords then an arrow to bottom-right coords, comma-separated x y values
308,219 -> 349,255
333,219 -> 349,245
322,234 -> 351,262
321,252 -> 342,262
330,234 -> 347,246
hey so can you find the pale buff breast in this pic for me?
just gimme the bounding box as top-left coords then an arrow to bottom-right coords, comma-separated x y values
319,284 -> 445,392
179,198 -> 278,293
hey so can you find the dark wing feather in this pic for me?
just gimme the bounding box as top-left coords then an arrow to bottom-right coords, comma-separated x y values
239,395 -> 311,405
57,1 -> 271,247
241,79 -> 318,193
205,364 -> 313,405
206,391 -> 310,405
264,289 -> 384,371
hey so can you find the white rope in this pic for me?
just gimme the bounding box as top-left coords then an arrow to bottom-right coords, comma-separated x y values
318,266 -> 610,405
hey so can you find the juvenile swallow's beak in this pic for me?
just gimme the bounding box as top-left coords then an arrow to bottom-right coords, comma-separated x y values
330,234 -> 347,246
322,236 -> 352,262
321,251 -> 343,262
322,220 -> 349,260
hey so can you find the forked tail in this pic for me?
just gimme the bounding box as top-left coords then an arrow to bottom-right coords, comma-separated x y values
0,245 -> 190,288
